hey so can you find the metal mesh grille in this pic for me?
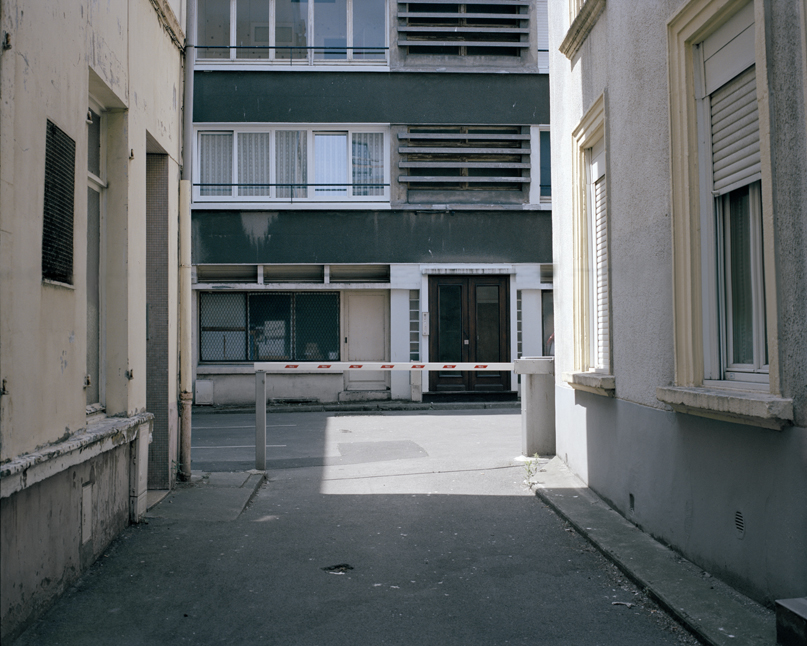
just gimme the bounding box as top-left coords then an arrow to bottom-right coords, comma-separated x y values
42,120 -> 76,284
200,291 -> 340,362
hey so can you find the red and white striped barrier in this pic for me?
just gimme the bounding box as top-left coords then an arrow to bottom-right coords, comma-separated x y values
254,362 -> 514,372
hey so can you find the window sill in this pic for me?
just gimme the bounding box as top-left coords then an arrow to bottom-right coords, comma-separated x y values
559,0 -> 606,61
42,278 -> 75,290
563,371 -> 615,397
656,386 -> 793,430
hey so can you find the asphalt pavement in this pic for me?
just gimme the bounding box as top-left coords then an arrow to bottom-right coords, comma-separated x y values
13,408 -> 764,645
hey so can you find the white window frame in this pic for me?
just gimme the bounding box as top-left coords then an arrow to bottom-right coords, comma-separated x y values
193,124 -> 390,206
86,96 -> 107,414
195,0 -> 389,68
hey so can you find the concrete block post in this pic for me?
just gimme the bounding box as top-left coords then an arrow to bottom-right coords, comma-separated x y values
513,357 -> 555,456
255,371 -> 266,470
129,419 -> 151,522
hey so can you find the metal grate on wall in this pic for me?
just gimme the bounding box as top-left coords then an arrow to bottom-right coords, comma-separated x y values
516,290 -> 522,359
200,291 -> 340,362
398,0 -> 530,57
42,120 -> 76,284
409,290 -> 420,360
398,125 -> 530,191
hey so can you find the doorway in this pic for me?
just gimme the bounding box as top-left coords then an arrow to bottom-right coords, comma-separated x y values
428,275 -> 510,393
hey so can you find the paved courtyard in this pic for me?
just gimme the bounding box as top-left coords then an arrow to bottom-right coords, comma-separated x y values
14,409 -> 699,645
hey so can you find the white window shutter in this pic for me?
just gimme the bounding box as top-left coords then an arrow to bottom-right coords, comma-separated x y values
594,175 -> 609,371
710,66 -> 761,195
199,132 -> 233,197
237,132 -> 271,197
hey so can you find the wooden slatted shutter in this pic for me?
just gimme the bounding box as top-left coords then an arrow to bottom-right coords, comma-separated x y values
593,176 -> 609,371
710,66 -> 760,195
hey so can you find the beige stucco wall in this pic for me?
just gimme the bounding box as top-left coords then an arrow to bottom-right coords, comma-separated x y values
0,0 -> 184,461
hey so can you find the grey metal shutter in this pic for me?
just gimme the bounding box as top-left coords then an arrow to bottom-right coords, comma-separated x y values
594,175 -> 609,371
710,66 -> 760,195
42,120 -> 76,284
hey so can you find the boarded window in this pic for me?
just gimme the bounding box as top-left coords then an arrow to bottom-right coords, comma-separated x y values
42,120 -> 76,284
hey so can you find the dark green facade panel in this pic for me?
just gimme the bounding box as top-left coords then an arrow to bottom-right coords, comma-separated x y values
192,210 -> 552,265
194,72 -> 549,125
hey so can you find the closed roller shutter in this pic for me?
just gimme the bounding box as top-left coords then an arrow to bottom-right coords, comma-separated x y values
710,66 -> 760,195
593,175 -> 609,371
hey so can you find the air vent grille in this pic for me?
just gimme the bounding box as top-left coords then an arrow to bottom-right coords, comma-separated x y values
734,510 -> 745,538
398,0 -> 530,57
398,126 -> 530,191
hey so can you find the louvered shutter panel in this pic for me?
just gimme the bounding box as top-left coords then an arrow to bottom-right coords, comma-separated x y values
594,175 -> 609,371
710,66 -> 760,195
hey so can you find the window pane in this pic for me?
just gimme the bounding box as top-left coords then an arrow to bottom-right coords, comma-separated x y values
249,293 -> 293,360
475,285 -> 500,362
276,0 -> 308,60
353,0 -> 386,60
198,0 -> 231,59
238,132 -> 271,196
438,285 -> 462,362
728,186 -> 753,364
352,133 -> 384,196
314,0 -> 347,60
315,133 -> 348,195
88,109 -> 101,177
200,293 -> 247,361
295,293 -> 340,361
542,290 -> 554,356
540,131 -> 551,197
199,133 -> 233,197
276,130 -> 307,198
236,0 -> 270,59
86,187 -> 101,405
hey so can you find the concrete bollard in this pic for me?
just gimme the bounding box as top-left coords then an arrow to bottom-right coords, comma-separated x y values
514,357 -> 555,456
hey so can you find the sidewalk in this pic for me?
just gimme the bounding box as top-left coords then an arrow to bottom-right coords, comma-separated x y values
528,457 -> 776,646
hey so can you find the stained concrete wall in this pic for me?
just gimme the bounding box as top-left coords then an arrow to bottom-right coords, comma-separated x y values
0,441 -> 132,641
548,0 -> 807,604
0,0 -> 185,638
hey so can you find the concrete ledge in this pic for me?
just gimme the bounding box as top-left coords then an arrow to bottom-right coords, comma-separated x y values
656,386 -> 793,430
559,0 -> 606,60
776,598 -> 807,646
531,457 -> 775,646
0,414 -> 153,499
563,371 -> 615,397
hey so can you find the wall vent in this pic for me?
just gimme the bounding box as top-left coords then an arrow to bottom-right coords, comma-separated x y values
398,126 -> 530,193
398,0 -> 530,57
734,510 -> 745,539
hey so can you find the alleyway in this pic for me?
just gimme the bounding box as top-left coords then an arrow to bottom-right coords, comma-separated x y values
14,409 -> 698,645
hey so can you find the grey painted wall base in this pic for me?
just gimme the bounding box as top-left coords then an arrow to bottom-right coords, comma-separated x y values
554,384 -> 807,606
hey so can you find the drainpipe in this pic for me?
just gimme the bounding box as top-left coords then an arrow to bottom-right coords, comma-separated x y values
178,2 -> 195,482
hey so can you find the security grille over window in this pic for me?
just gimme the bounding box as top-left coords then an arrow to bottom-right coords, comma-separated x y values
199,292 -> 340,362
398,0 -> 530,56
398,126 -> 530,191
42,120 -> 76,284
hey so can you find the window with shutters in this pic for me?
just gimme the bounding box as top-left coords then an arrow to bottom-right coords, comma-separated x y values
663,0 -> 786,424
565,93 -> 614,395
587,138 -> 609,373
42,120 -> 76,285
195,125 -> 389,203
694,2 -> 769,387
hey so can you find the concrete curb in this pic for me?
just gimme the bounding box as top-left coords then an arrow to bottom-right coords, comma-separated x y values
145,471 -> 266,522
531,457 -> 775,646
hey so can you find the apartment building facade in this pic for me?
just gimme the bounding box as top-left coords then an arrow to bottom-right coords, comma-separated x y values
0,0 -> 186,638
549,0 -> 806,604
188,0 -> 554,406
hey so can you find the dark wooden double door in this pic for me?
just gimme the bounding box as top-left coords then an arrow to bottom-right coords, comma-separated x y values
429,275 -> 510,392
